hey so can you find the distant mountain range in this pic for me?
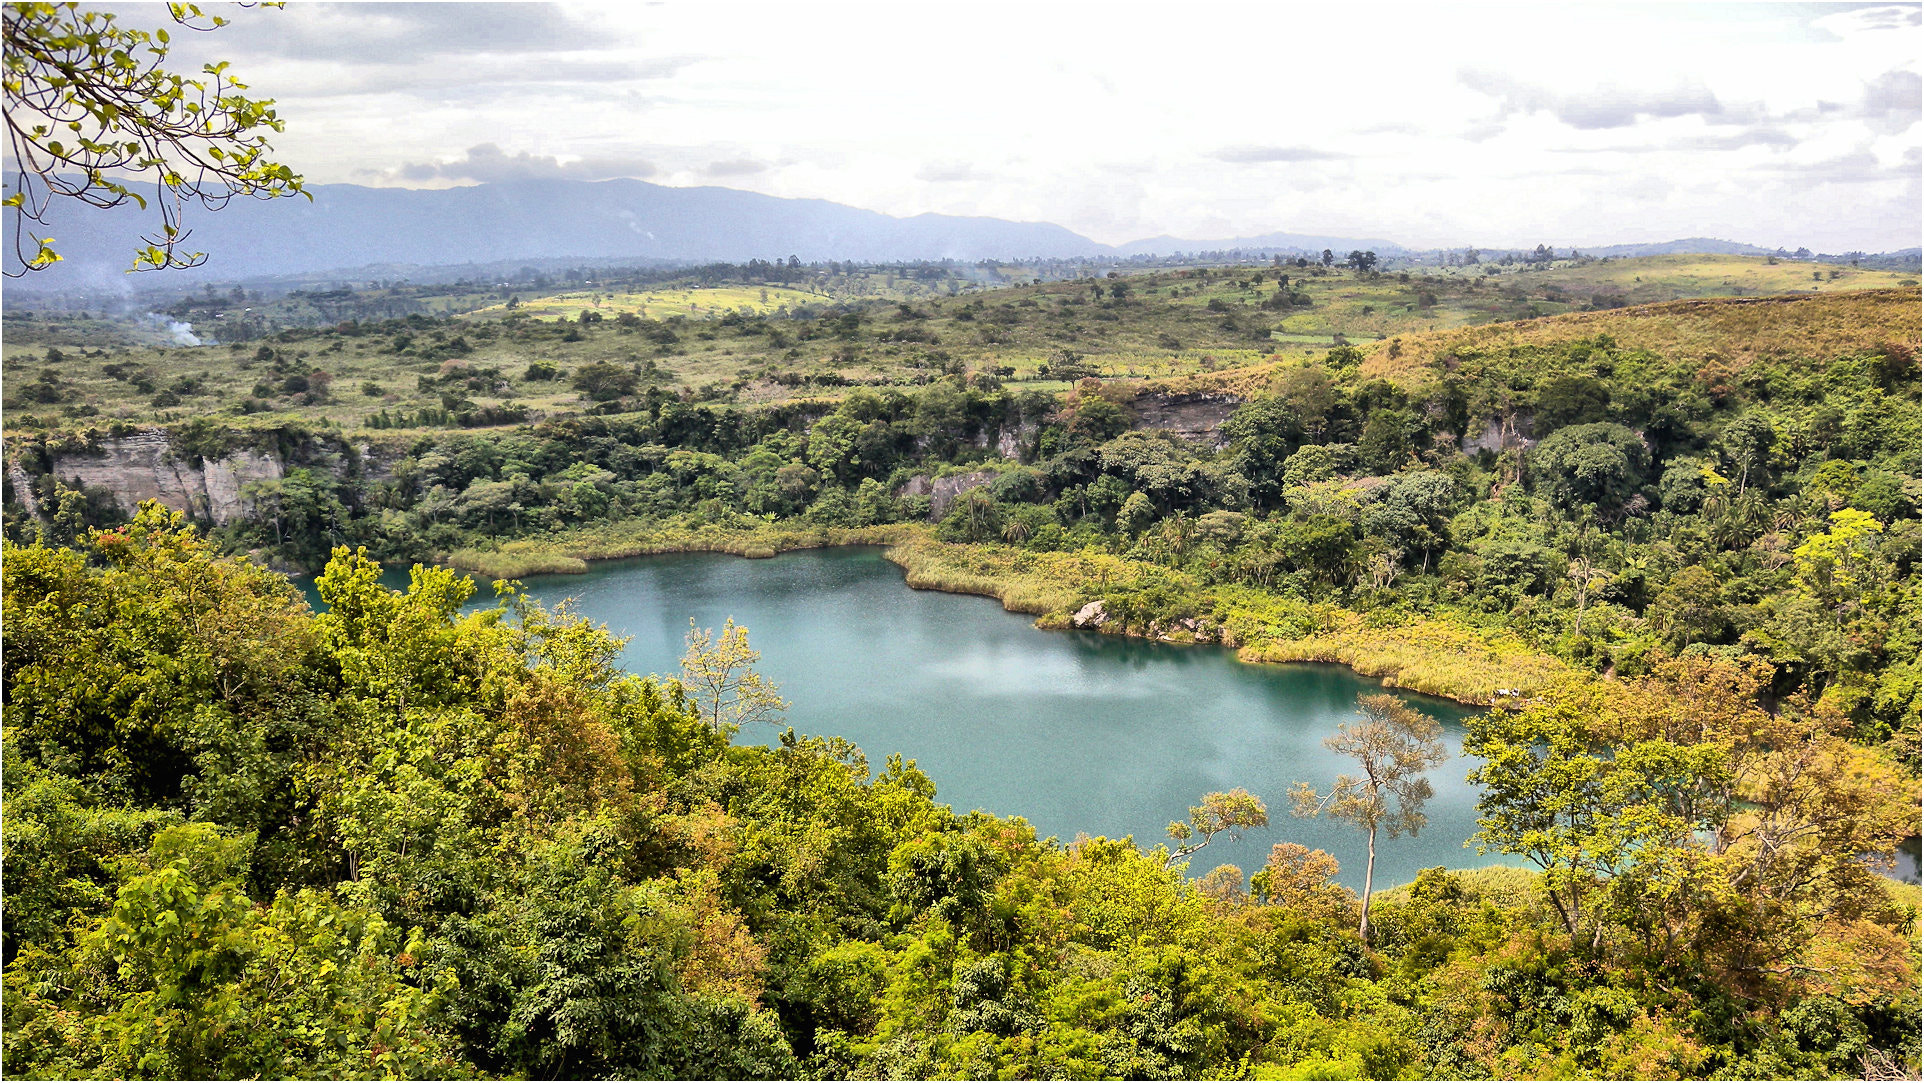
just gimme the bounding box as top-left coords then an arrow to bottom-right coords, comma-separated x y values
1577,237 -> 1774,258
4,177 -> 1107,291
1113,232 -> 1409,257
1,175 -> 1904,292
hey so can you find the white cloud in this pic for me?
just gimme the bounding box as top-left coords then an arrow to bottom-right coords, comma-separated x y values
119,1 -> 1924,251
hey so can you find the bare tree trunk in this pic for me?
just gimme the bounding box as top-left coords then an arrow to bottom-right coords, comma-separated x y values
1360,826 -> 1377,945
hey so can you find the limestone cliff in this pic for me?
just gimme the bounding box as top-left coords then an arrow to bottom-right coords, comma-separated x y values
1129,391 -> 1242,446
9,429 -> 286,525
896,469 -> 1003,519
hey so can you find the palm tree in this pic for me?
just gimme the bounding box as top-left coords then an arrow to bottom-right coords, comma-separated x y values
1161,510 -> 1194,564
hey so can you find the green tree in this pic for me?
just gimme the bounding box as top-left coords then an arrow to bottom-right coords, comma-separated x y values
1117,490 -> 1157,536
1718,413 -> 1775,495
1529,422 -> 1649,512
571,361 -> 639,402
1357,409 -> 1414,474
3,2 -> 306,273
1164,788 -> 1268,869
1290,694 -> 1446,944
1,823 -> 459,1077
1464,658 -> 1913,969
1533,374 -> 1612,432
1223,395 -> 1305,508
679,618 -> 788,735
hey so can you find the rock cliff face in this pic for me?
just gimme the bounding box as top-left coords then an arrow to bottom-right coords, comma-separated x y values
1130,391 -> 1243,446
13,429 -> 286,525
974,419 -> 1040,460
6,458 -> 41,517
1461,413 -> 1536,455
896,469 -> 1002,519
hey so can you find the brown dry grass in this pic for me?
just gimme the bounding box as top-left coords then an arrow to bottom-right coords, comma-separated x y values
1362,288 -> 1923,384
1140,287 -> 1923,400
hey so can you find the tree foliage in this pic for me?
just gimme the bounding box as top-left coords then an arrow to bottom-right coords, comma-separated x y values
2,2 -> 305,273
0,512 -> 1917,1078
680,617 -> 788,734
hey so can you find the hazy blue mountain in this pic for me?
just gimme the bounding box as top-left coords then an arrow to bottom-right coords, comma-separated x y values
1577,237 -> 1776,258
1115,232 -> 1409,257
6,173 -> 1888,292
5,176 -> 1111,290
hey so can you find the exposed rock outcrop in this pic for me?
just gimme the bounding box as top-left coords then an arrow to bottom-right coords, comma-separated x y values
6,458 -> 41,517
1071,599 -> 1108,628
1130,391 -> 1243,446
1462,413 -> 1536,455
13,429 -> 286,525
896,468 -> 1001,519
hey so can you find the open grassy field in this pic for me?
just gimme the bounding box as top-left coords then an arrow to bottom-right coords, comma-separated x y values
468,284 -> 840,321
5,255 -> 1913,440
1518,252 -> 1916,299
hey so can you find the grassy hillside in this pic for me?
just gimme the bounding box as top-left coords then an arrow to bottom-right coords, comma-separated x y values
1363,288 -> 1923,384
1150,287 -> 1923,399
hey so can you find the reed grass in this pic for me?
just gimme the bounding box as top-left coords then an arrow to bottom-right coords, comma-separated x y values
876,537 -> 1571,705
441,519 -> 920,579
445,519 -> 1572,705
1235,609 -> 1568,703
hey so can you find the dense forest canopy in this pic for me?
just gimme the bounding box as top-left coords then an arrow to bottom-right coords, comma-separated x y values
3,1 -> 1918,1076
2,509 -> 1917,1079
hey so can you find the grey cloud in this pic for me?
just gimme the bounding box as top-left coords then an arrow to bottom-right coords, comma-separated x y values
1860,69 -> 1921,135
1755,150 -> 1897,184
1853,5 -> 1922,31
207,3 -> 627,63
1210,146 -> 1346,164
397,143 -> 656,183
1459,69 -> 1731,129
703,159 -> 770,177
1668,126 -> 1801,152
283,58 -> 684,102
1459,120 -> 1507,143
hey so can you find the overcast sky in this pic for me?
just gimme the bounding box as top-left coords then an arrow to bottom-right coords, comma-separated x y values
144,1 -> 1923,251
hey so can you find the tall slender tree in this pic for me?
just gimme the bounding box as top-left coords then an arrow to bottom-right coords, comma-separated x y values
1290,694 -> 1446,944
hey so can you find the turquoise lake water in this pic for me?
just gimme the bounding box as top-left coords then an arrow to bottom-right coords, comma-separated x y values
310,548 -> 1520,891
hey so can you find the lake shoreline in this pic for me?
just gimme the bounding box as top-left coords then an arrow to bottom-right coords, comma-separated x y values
442,521 -> 1570,706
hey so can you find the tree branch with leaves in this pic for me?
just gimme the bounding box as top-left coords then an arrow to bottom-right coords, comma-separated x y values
1164,787 -> 1268,869
3,1 -> 306,274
